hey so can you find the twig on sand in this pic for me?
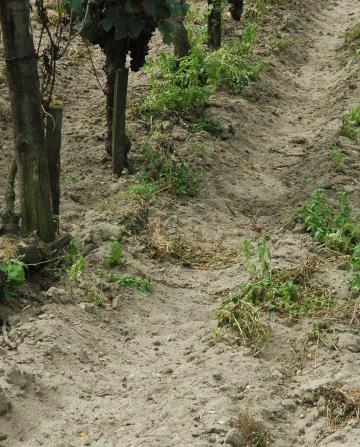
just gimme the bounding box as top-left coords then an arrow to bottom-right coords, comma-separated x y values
1,319 -> 17,350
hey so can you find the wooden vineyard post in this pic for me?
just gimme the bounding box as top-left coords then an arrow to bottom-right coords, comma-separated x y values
112,68 -> 129,177
208,0 -> 222,50
46,105 -> 63,233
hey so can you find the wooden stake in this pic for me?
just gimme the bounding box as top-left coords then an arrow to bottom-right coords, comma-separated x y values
46,105 -> 63,232
208,0 -> 222,50
112,68 -> 129,177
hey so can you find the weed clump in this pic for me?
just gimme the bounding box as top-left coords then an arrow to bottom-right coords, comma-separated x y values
299,189 -> 359,253
218,298 -> 271,352
103,238 -> 124,269
299,189 -> 360,293
342,106 -> 360,140
218,239 -> 339,351
143,23 -> 263,123
110,273 -> 152,294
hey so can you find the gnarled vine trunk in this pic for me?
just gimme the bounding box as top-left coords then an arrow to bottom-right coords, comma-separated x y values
0,0 -> 55,242
229,0 -> 244,21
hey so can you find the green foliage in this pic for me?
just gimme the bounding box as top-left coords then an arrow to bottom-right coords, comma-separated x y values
188,117 -> 224,135
128,181 -> 160,198
68,256 -> 85,281
69,238 -> 82,260
299,189 -> 360,295
111,273 -> 152,294
67,238 -> 85,281
103,237 -> 124,268
299,189 -> 359,253
143,23 -> 262,118
0,258 -> 26,298
342,106 -> 360,140
143,48 -> 212,115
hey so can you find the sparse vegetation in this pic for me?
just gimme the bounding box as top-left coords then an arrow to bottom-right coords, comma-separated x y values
272,35 -> 291,51
110,273 -> 152,294
234,413 -> 270,447
220,239 -> 335,323
329,146 -> 343,168
342,106 -> 360,140
345,25 -> 360,54
218,297 -> 271,352
304,320 -> 339,351
67,238 -> 85,281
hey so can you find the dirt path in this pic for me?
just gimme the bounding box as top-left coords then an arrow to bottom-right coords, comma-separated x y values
1,1 -> 360,446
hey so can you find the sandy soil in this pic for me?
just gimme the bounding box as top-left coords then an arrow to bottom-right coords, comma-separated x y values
0,0 -> 360,446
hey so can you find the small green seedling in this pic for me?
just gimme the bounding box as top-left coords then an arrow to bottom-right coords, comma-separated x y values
103,237 -> 124,268
329,146 -> 343,168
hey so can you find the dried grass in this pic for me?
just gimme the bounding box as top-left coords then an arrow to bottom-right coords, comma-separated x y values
234,413 -> 270,447
315,382 -> 360,440
142,218 -> 241,269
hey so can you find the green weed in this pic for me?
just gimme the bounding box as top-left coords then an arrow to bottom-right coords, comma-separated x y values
116,180 -> 160,200
0,258 -> 26,298
299,189 -> 360,295
110,273 -> 152,294
299,189 -> 359,253
342,106 -> 360,140
188,116 -> 224,135
329,146 -> 343,168
345,25 -> 360,54
281,18 -> 297,31
68,256 -> 85,281
103,237 -> 124,268
67,238 -> 85,281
